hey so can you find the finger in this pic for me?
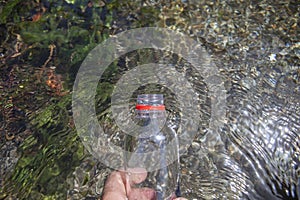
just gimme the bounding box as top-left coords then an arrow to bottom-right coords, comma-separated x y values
128,187 -> 156,200
102,171 -> 127,200
174,198 -> 188,200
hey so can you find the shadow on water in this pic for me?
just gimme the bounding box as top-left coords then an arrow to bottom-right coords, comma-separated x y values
0,0 -> 299,199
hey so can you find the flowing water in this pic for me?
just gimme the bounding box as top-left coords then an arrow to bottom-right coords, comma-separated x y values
0,0 -> 299,199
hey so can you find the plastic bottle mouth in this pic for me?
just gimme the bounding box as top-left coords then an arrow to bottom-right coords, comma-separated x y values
136,94 -> 164,105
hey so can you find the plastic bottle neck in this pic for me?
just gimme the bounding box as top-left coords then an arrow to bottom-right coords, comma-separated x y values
135,94 -> 166,118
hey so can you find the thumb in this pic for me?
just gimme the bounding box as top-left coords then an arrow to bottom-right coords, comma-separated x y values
120,167 -> 148,195
127,167 -> 148,184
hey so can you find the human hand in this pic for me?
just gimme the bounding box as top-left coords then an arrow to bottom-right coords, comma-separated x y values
102,168 -> 187,200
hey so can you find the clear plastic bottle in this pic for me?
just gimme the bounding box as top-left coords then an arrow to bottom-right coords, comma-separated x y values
124,94 -> 181,200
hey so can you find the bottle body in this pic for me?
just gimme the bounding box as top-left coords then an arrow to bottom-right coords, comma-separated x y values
124,94 -> 180,200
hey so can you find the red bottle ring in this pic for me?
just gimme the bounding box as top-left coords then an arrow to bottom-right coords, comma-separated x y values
135,104 -> 165,111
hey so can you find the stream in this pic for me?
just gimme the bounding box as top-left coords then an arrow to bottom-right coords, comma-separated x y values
0,0 -> 299,199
